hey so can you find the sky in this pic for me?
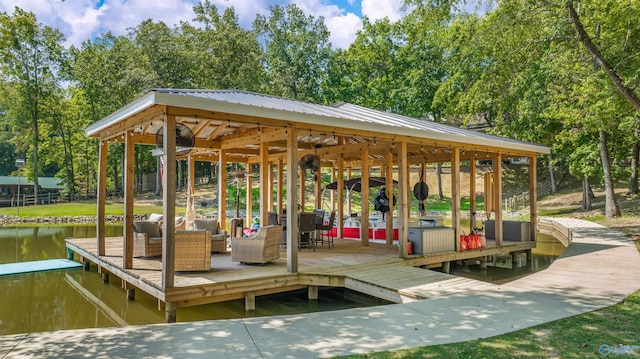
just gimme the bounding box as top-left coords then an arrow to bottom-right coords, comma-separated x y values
0,0 -> 408,49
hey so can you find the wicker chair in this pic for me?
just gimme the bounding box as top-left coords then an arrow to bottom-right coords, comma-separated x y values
231,225 -> 282,264
133,220 -> 163,257
193,219 -> 228,253
174,230 -> 211,271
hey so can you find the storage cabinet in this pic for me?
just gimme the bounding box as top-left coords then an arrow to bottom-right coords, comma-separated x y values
408,227 -> 455,255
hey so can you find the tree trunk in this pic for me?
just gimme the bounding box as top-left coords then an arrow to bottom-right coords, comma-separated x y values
599,130 -> 621,218
567,1 -> 640,115
31,113 -> 39,203
436,162 -> 443,200
581,177 -> 591,211
629,133 -> 639,195
548,153 -> 556,194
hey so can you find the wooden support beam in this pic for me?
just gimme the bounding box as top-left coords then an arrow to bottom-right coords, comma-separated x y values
218,149 -> 227,230
165,301 -> 177,323
246,169 -> 253,226
162,114 -> 177,289
126,288 -> 135,301
529,155 -> 537,242
451,148 -> 461,251
420,162 -> 427,216
494,154 -> 503,246
187,155 -> 195,229
97,140 -> 107,256
346,167 -> 352,215
308,285 -> 319,300
337,155 -> 344,239
260,142 -> 270,226
361,149 -> 370,246
245,291 -> 256,311
277,158 -> 284,215
385,150 -> 394,245
286,129 -> 299,273
268,162 -> 274,212
123,130 -> 135,269
469,158 -> 477,233
398,142 -> 409,258
299,167 -> 305,211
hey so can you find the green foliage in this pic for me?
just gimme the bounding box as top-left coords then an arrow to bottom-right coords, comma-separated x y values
254,3 -> 331,102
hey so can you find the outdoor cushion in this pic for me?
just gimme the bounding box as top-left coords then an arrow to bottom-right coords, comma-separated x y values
193,219 -> 219,235
133,220 -> 161,238
148,213 -> 163,222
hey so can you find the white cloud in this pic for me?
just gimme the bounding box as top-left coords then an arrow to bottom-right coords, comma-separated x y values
292,0 -> 361,49
214,0 -> 272,28
325,12 -> 361,49
361,0 -> 404,22
0,0 -> 382,49
0,0 -> 199,47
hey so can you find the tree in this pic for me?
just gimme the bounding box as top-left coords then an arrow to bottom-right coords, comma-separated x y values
254,3 -> 331,102
0,7 -> 67,200
190,1 -> 264,90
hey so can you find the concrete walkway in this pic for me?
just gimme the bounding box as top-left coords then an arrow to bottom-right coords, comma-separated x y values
2,218 -> 639,358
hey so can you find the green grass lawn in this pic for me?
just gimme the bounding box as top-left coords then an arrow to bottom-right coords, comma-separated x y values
337,289 -> 640,359
0,201 -> 166,218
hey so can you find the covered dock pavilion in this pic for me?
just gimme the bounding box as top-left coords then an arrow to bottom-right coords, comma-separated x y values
73,89 -> 550,321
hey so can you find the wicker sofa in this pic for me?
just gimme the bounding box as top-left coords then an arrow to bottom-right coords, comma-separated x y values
231,225 -> 282,264
193,219 -> 228,253
174,230 -> 211,271
133,220 -> 163,257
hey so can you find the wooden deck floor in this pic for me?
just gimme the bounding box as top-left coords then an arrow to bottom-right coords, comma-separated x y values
66,236 -> 521,310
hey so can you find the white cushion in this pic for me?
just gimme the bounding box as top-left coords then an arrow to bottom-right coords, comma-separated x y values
194,219 -> 218,234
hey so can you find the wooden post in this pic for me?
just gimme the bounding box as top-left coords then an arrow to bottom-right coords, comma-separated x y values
308,285 -> 319,300
420,162 -> 427,217
268,162 -> 274,212
126,288 -> 135,301
529,155 -> 537,242
260,141 -> 269,225
122,280 -> 136,300
494,154 -> 503,246
97,140 -> 107,256
101,271 -> 109,283
361,149 -> 370,246
330,165 -> 336,211
469,158 -> 477,233
123,129 -> 135,269
315,166 -> 322,210
165,301 -> 177,323
451,148 -> 461,251
397,142 -> 409,258
187,155 -> 195,229
286,129 -> 299,273
299,167 -> 305,211
337,154 -> 344,239
385,149 -> 394,245
162,114 -> 177,289
246,170 -> 252,226
346,167 -> 352,215
277,158 -> 284,215
218,150 -> 227,230
245,291 -> 256,311
442,261 -> 451,274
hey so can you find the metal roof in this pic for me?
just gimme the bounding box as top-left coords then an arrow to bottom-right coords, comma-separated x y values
85,89 -> 549,155
0,176 -> 64,189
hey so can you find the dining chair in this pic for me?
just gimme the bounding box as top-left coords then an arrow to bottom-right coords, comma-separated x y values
298,212 -> 317,251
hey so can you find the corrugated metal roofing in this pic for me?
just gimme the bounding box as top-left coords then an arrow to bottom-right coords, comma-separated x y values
0,176 -> 64,189
85,89 -> 549,154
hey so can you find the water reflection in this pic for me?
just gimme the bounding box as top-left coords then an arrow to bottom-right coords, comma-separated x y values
0,224 -> 389,335
450,233 -> 565,284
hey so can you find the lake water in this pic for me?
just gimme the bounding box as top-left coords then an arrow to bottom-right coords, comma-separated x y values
0,224 -> 564,335
0,224 -> 390,335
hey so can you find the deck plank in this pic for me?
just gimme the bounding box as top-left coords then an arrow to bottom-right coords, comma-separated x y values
66,236 -> 519,308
